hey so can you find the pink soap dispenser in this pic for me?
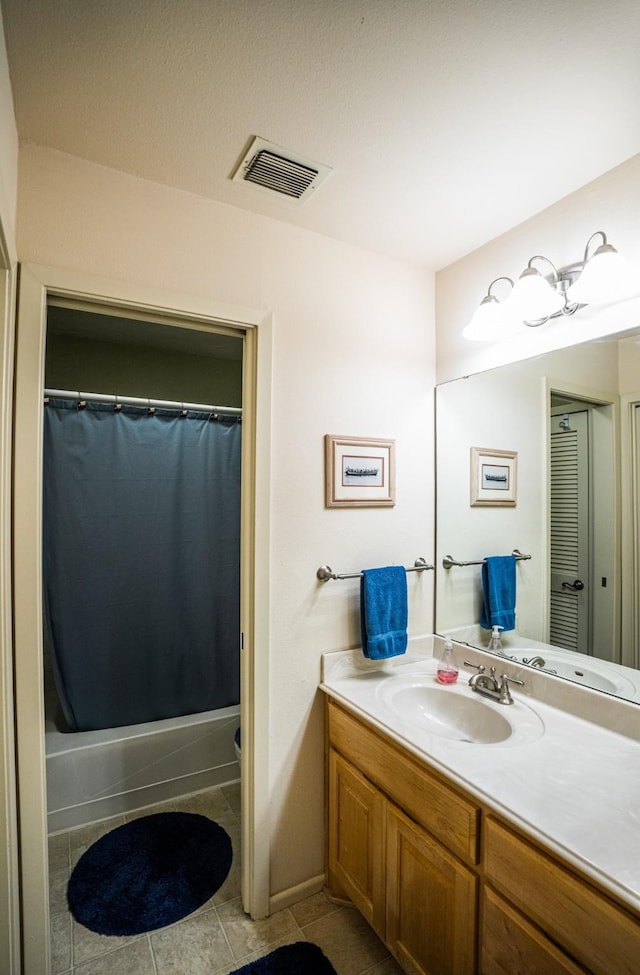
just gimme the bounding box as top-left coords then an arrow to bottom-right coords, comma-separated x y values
436,635 -> 459,685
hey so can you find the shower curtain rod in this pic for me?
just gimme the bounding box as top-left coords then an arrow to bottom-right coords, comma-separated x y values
44,388 -> 242,416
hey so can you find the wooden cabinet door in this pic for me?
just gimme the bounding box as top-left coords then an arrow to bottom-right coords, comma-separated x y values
386,803 -> 477,975
481,886 -> 587,975
328,748 -> 386,936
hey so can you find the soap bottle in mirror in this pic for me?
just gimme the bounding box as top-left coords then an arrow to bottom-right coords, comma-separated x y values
436,636 -> 459,684
488,625 -> 504,651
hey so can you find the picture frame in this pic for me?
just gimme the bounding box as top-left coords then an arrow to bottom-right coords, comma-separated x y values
325,435 -> 395,507
470,447 -> 517,507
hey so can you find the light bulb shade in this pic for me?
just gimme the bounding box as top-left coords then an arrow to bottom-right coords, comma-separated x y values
462,296 -> 522,342
506,268 -> 565,322
566,246 -> 640,304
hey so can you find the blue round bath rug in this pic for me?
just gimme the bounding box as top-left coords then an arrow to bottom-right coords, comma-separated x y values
67,812 -> 233,936
230,942 -> 337,975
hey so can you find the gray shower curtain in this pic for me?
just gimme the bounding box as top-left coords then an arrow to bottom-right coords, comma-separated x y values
43,399 -> 241,732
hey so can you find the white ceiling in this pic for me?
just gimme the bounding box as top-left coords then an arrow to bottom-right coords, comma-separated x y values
2,0 -> 640,270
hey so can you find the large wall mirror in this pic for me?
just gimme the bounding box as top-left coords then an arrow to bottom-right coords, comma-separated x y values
435,323 -> 640,704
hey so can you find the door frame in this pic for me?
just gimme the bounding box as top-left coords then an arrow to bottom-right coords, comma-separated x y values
0,235 -> 19,972
13,263 -> 273,974
620,393 -> 640,671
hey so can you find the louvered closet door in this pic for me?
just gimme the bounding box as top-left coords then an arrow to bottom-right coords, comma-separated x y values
549,411 -> 590,652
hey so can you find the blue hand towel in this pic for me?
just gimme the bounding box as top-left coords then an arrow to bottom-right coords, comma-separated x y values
360,566 -> 408,660
480,555 -> 516,631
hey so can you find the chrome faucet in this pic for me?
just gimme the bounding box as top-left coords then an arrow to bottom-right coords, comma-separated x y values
464,661 -> 524,705
523,655 -> 546,668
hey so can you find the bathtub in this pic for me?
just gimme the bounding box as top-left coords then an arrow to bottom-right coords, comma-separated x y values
45,704 -> 240,833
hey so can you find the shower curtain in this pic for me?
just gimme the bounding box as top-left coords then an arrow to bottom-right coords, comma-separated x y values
43,399 -> 241,732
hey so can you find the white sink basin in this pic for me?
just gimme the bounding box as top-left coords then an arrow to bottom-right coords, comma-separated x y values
504,649 -> 636,696
375,674 -> 544,746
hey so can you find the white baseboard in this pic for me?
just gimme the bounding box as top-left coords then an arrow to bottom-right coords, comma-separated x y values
269,873 -> 326,914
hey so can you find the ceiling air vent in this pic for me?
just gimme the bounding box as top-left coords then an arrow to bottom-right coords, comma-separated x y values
231,137 -> 332,203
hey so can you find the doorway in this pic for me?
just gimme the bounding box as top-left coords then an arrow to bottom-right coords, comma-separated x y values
12,264 -> 272,974
43,304 -> 244,827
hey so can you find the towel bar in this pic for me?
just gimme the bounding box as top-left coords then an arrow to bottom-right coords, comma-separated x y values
442,549 -> 531,570
317,558 -> 434,582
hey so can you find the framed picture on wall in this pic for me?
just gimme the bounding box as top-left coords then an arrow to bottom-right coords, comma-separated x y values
325,435 -> 395,507
470,447 -> 517,507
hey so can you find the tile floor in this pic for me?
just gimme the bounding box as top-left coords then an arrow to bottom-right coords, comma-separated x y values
49,783 -> 403,975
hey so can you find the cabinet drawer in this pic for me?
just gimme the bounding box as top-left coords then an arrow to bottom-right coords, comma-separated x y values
481,886 -> 586,975
484,816 -> 640,975
328,699 -> 480,865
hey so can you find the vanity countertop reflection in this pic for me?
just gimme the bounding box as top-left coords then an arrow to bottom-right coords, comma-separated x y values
320,635 -> 640,914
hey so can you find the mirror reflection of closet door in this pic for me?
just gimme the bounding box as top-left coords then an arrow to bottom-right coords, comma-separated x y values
549,410 -> 590,652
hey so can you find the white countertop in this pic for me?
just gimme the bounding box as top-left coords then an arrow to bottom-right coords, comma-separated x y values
320,636 -> 640,915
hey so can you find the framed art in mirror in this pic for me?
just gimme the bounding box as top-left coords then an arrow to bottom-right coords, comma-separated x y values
325,434 -> 395,507
470,447 -> 517,507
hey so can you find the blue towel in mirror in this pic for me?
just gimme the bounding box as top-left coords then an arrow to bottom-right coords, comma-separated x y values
360,566 -> 408,659
480,555 -> 516,631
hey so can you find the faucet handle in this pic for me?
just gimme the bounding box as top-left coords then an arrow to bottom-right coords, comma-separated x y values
500,673 -> 524,687
498,672 -> 525,704
464,661 -> 485,673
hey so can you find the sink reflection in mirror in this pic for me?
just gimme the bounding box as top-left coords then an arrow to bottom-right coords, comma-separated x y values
375,674 -> 544,746
497,648 -> 637,697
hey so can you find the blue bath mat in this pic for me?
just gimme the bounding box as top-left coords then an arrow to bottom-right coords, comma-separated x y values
67,812 -> 232,935
231,942 -> 337,975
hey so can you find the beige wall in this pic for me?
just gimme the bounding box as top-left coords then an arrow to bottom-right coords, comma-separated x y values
0,19 -> 18,973
0,13 -> 17,258
618,333 -> 640,395
0,265 -> 17,971
436,153 -> 640,384
17,143 -> 436,899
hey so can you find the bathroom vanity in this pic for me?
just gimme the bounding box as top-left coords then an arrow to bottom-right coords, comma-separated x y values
320,639 -> 640,975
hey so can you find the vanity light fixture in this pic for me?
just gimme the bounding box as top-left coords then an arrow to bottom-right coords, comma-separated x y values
506,255 -> 566,322
461,276 -> 520,342
463,231 -> 639,342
